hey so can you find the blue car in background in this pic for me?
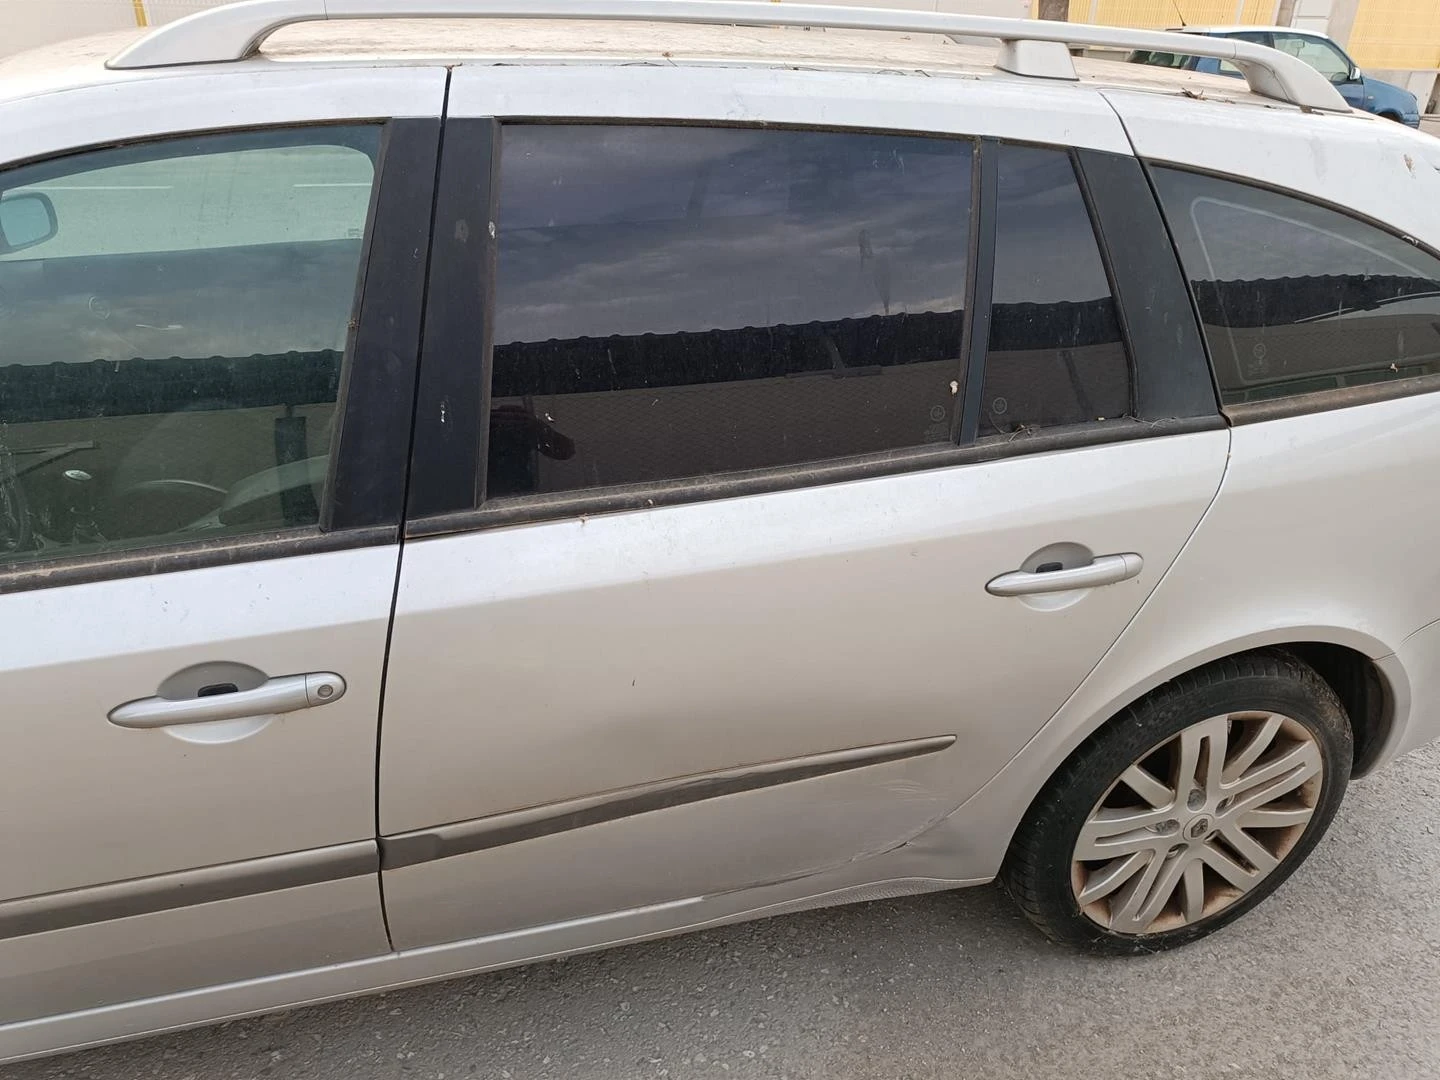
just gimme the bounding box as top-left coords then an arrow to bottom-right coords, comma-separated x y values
1130,26 -> 1421,126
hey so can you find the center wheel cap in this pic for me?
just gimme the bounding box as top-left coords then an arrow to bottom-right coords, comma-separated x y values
1186,816 -> 1213,840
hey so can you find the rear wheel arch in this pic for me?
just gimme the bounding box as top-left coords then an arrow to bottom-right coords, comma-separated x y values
1038,639 -> 1393,801
969,634 -> 1402,870
1286,642 -> 1392,775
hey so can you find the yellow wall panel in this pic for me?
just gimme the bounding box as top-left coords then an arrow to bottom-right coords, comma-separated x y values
1068,0 -> 1275,29
1349,0 -> 1440,70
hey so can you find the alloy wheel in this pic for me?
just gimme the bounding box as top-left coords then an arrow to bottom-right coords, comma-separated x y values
1070,712 -> 1324,936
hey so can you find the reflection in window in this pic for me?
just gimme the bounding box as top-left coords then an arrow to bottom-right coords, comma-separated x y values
1272,34 -> 1350,83
979,144 -> 1130,436
1154,168 -> 1440,404
487,125 -> 974,497
0,127 -> 379,565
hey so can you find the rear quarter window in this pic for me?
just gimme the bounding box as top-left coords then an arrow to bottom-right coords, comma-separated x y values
1153,167 -> 1440,405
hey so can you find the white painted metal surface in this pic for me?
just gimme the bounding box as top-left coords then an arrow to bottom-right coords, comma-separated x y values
0,62 -> 446,166
445,61 -> 1134,154
1103,88 -> 1440,250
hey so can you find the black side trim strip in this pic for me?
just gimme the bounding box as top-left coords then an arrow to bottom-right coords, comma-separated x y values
957,139 -> 998,444
326,118 -> 444,531
1073,149 -> 1219,423
380,735 -> 957,872
406,117 -> 499,520
0,524 -> 394,597
405,416 -> 1225,539
0,843 -> 377,941
1225,372 -> 1440,424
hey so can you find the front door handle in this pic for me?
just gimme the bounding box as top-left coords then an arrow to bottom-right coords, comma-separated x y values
986,553 -> 1143,598
108,672 -> 346,730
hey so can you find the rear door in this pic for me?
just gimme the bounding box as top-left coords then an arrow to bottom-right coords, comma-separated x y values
378,72 -> 1229,951
0,70 -> 442,1029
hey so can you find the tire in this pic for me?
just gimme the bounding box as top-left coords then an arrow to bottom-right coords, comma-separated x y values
999,649 -> 1352,954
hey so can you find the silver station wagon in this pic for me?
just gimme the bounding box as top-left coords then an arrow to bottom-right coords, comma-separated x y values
4,0 -> 1440,1063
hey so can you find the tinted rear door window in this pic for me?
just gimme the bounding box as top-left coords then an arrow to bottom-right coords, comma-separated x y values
487,125 -> 974,498
979,144 -> 1130,436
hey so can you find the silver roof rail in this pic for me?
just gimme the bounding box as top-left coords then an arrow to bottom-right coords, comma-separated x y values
106,0 -> 1349,113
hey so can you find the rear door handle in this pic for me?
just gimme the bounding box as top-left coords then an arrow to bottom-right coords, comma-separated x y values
108,672 -> 346,730
986,553 -> 1143,597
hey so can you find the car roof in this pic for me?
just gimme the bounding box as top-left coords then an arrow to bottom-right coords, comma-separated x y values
0,18 -> 1316,115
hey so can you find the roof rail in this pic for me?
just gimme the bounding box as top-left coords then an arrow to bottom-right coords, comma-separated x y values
106,0 -> 1349,113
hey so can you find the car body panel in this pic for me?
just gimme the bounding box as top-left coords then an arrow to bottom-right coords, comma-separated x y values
0,548 -> 400,900
0,549 -> 401,1018
444,59 -> 1136,154
1,873 -> 386,1025
1380,619 -> 1440,761
0,64 -> 447,165
379,428 -> 1230,948
1102,87 -> 1440,249
0,848 -> 978,1064
923,388 -> 1440,882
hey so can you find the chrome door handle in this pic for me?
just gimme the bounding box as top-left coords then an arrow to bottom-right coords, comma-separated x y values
986,553 -> 1143,597
108,673 -> 346,730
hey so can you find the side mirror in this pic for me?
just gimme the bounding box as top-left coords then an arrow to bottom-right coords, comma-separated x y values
1331,66 -> 1360,84
0,191 -> 57,255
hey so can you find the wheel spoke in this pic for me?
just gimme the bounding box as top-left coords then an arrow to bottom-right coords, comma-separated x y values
1199,839 -> 1262,892
1176,717 -> 1229,801
1217,825 -> 1280,875
1076,850 -> 1150,906
1236,805 -> 1315,829
1131,851 -> 1194,930
1121,763 -> 1174,809
1227,740 -> 1322,801
1110,849 -> 1183,934
1222,714 -> 1284,785
1180,859 -> 1206,923
1074,805 -> 1173,860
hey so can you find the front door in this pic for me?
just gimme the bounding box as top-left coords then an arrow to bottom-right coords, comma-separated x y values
376,115 -> 1230,949
0,93 -> 442,1031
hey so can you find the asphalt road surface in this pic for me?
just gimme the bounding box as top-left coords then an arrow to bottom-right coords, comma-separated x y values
11,742 -> 1440,1080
